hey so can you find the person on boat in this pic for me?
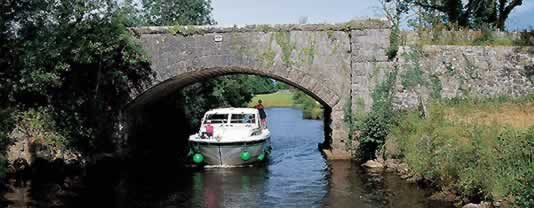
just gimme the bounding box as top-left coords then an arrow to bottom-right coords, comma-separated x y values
255,100 -> 267,128
200,120 -> 214,139
205,120 -> 214,138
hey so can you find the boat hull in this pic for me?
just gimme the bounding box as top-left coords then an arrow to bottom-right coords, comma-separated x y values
190,138 -> 271,166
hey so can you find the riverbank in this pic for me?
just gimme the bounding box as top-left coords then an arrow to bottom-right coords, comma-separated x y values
381,96 -> 534,207
248,91 -> 294,108
248,91 -> 323,119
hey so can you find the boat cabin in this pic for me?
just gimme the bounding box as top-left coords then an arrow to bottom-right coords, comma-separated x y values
201,108 -> 262,128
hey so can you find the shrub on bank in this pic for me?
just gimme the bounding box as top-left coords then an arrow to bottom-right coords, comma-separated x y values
15,108 -> 67,150
388,101 -> 533,206
0,108 -> 77,179
292,90 -> 323,120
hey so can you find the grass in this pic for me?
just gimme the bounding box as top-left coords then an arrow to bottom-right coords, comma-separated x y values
248,90 -> 323,119
442,95 -> 534,128
248,91 -> 294,108
446,102 -> 534,128
387,97 -> 534,206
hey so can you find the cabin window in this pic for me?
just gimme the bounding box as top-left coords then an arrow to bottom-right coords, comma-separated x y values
230,114 -> 256,124
204,114 -> 229,124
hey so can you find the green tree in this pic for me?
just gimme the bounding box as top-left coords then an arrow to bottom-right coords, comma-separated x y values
119,0 -> 146,27
248,76 -> 277,94
0,0 -> 153,153
141,0 -> 215,26
274,81 -> 290,90
400,0 -> 523,30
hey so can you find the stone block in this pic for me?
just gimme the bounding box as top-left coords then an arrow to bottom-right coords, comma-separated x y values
351,29 -> 390,62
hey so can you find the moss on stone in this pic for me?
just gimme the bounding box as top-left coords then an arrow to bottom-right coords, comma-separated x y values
274,31 -> 295,66
369,63 -> 382,86
169,25 -> 203,36
462,53 -> 480,79
445,62 -> 456,77
326,30 -> 336,40
260,34 -> 276,67
340,22 -> 352,31
299,37 -> 316,65
355,96 -> 365,112
302,47 -> 315,65
400,48 -> 426,90
256,25 -> 275,33
230,33 -> 252,58
430,75 -> 443,99
331,43 -> 339,55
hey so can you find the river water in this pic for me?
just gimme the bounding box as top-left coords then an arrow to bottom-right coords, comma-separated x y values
3,108 -> 452,208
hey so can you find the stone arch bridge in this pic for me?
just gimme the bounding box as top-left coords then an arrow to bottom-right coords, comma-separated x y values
126,19 -> 392,159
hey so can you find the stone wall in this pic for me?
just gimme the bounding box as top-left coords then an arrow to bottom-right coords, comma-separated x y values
400,31 -> 534,46
130,19 -> 392,159
350,29 -> 391,112
393,45 -> 534,109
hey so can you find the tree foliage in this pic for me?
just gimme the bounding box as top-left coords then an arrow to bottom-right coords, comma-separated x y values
274,81 -> 290,90
385,0 -> 523,30
141,0 -> 215,26
291,90 -> 323,119
0,0 -> 154,153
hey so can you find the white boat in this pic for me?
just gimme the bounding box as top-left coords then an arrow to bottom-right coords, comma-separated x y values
188,108 -> 272,166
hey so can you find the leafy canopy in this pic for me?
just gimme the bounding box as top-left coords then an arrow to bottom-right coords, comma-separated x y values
0,0 -> 154,153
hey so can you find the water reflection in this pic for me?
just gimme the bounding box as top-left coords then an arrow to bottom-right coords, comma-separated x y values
191,168 -> 269,208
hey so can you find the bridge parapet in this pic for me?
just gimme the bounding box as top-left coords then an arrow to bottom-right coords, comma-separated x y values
129,19 -> 390,36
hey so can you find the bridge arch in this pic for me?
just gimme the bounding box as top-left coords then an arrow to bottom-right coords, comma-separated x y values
126,66 -> 340,111
123,21 -> 392,159
124,66 -> 337,156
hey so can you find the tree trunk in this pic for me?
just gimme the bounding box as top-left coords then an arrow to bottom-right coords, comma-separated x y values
445,0 -> 464,26
496,0 -> 523,30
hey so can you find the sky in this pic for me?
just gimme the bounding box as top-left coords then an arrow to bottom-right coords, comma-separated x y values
212,0 -> 534,30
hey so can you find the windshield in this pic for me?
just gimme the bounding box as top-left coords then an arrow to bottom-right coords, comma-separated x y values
204,114 -> 228,124
230,114 -> 256,124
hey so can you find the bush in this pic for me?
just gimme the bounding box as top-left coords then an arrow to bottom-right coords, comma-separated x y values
357,67 -> 398,160
292,90 -> 323,119
15,108 -> 67,150
389,100 -> 534,205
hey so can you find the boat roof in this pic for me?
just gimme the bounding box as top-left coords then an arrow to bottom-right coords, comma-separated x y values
205,108 -> 258,114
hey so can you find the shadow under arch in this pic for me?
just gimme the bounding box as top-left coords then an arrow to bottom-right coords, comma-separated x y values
123,67 -> 337,161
